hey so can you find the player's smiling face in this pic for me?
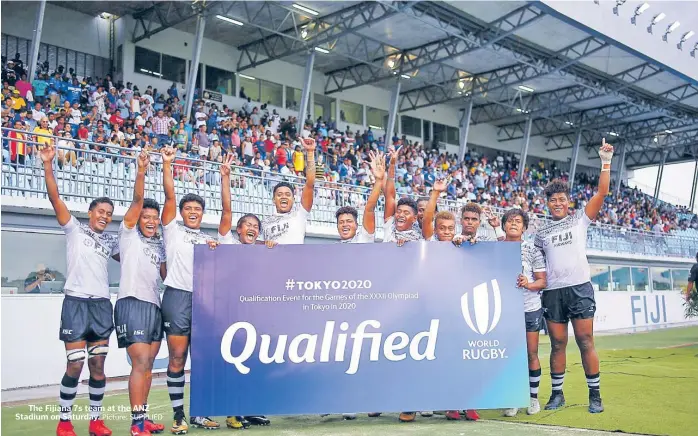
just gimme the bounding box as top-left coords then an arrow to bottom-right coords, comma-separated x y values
88,202 -> 113,233
236,218 -> 260,244
274,186 -> 294,213
548,193 -> 570,220
395,205 -> 417,231
417,200 -> 428,227
337,213 -> 358,240
504,214 -> 525,240
139,208 -> 160,238
180,201 -> 203,229
435,218 -> 456,241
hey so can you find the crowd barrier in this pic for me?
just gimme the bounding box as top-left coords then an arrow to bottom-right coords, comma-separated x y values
1,127 -> 697,259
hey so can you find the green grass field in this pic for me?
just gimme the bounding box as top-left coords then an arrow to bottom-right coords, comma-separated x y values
3,326 -> 697,436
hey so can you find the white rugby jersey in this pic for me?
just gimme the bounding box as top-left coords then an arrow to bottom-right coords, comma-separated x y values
62,216 -> 119,299
162,220 -> 214,292
340,227 -> 375,244
218,231 -> 242,245
117,222 -> 166,306
521,240 -> 547,312
534,209 -> 592,290
382,217 -> 423,243
261,206 -> 309,245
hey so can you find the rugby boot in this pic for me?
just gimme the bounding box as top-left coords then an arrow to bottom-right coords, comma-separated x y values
170,417 -> 189,435
56,421 -> 77,436
527,398 -> 541,415
130,424 -> 152,436
144,419 -> 164,434
588,391 -> 604,414
367,413 -> 382,417
544,392 -> 566,410
502,408 -> 518,417
88,419 -> 113,436
398,412 -> 416,422
342,413 -> 357,420
244,416 -> 270,426
445,411 -> 461,420
463,409 -> 480,421
420,411 -> 434,417
225,416 -> 245,429
191,416 -> 220,430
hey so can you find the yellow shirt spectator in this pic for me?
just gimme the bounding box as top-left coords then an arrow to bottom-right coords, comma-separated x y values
11,96 -> 27,111
33,123 -> 54,147
293,147 -> 305,173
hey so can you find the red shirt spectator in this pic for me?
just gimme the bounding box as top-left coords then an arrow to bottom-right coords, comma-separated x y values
275,145 -> 288,166
264,138 -> 275,154
78,125 -> 89,141
109,112 -> 124,127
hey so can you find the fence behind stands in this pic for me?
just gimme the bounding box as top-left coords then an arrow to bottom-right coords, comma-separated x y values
2,127 -> 696,258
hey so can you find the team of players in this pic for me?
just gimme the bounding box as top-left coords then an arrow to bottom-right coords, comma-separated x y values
42,137 -> 613,436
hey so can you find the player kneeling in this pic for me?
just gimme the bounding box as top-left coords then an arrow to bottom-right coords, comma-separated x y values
499,209 -> 547,417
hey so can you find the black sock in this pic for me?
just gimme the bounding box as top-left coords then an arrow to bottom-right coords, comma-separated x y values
586,372 -> 600,395
167,369 -> 185,419
88,377 -> 106,421
529,368 -> 541,399
59,373 -> 79,422
551,372 -> 565,395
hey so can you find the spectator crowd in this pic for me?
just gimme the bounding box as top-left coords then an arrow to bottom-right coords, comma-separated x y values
2,52 -> 697,236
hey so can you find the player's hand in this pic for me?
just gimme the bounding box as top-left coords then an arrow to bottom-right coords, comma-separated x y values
396,239 -> 407,247
302,137 -> 316,153
161,145 -> 176,164
433,177 -> 449,193
207,240 -> 220,250
368,151 -> 386,181
137,150 -> 150,173
452,234 -> 464,247
598,138 -> 614,164
220,153 -> 234,177
265,240 -> 278,249
39,143 -> 56,164
388,145 -> 402,166
484,206 -> 500,228
517,274 -> 529,289
467,234 -> 478,245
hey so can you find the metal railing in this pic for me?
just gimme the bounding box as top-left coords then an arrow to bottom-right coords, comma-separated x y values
2,127 -> 697,258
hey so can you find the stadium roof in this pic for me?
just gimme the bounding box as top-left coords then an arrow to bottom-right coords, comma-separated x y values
56,1 -> 698,169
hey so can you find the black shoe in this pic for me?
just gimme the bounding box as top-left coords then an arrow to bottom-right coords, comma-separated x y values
544,392 -> 566,410
244,416 -> 270,426
236,416 -> 251,428
588,391 -> 604,414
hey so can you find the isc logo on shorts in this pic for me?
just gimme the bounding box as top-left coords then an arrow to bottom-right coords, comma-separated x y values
62,329 -> 73,335
133,330 -> 145,335
164,322 -> 171,328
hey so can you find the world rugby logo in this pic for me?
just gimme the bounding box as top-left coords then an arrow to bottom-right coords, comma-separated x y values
460,280 -> 502,335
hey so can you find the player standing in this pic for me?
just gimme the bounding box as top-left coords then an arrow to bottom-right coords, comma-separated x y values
336,151 -> 384,244
262,137 -> 316,245
382,149 -> 422,246
534,140 -> 614,414
453,203 -> 505,245
421,179 -> 456,242
113,150 -> 167,436
160,145 -> 220,433
214,154 -> 270,429
500,209 -> 547,417
40,143 -> 118,436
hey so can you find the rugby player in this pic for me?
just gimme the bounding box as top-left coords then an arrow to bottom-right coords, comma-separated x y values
534,140 -> 614,414
421,179 -> 455,242
453,203 -> 505,246
40,143 -> 119,436
337,150 -> 385,244
500,209 -> 547,417
214,154 -> 270,429
262,137 -> 316,245
113,150 -> 167,435
160,145 -> 220,433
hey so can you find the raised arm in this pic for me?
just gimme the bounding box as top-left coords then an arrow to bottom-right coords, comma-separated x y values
301,137 -> 316,212
585,139 -> 613,221
123,150 -> 149,229
384,147 -> 399,223
39,143 -> 71,226
422,178 -> 448,240
218,153 -> 235,236
363,151 -> 386,234
161,145 -> 177,226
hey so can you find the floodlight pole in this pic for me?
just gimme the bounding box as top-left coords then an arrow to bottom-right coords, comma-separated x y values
297,50 -> 316,135
27,0 -> 46,81
614,144 -> 627,198
458,98 -> 473,162
385,78 -> 401,145
184,13 -> 206,125
653,149 -> 667,206
689,158 -> 698,211
568,129 -> 582,189
517,116 -> 533,181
